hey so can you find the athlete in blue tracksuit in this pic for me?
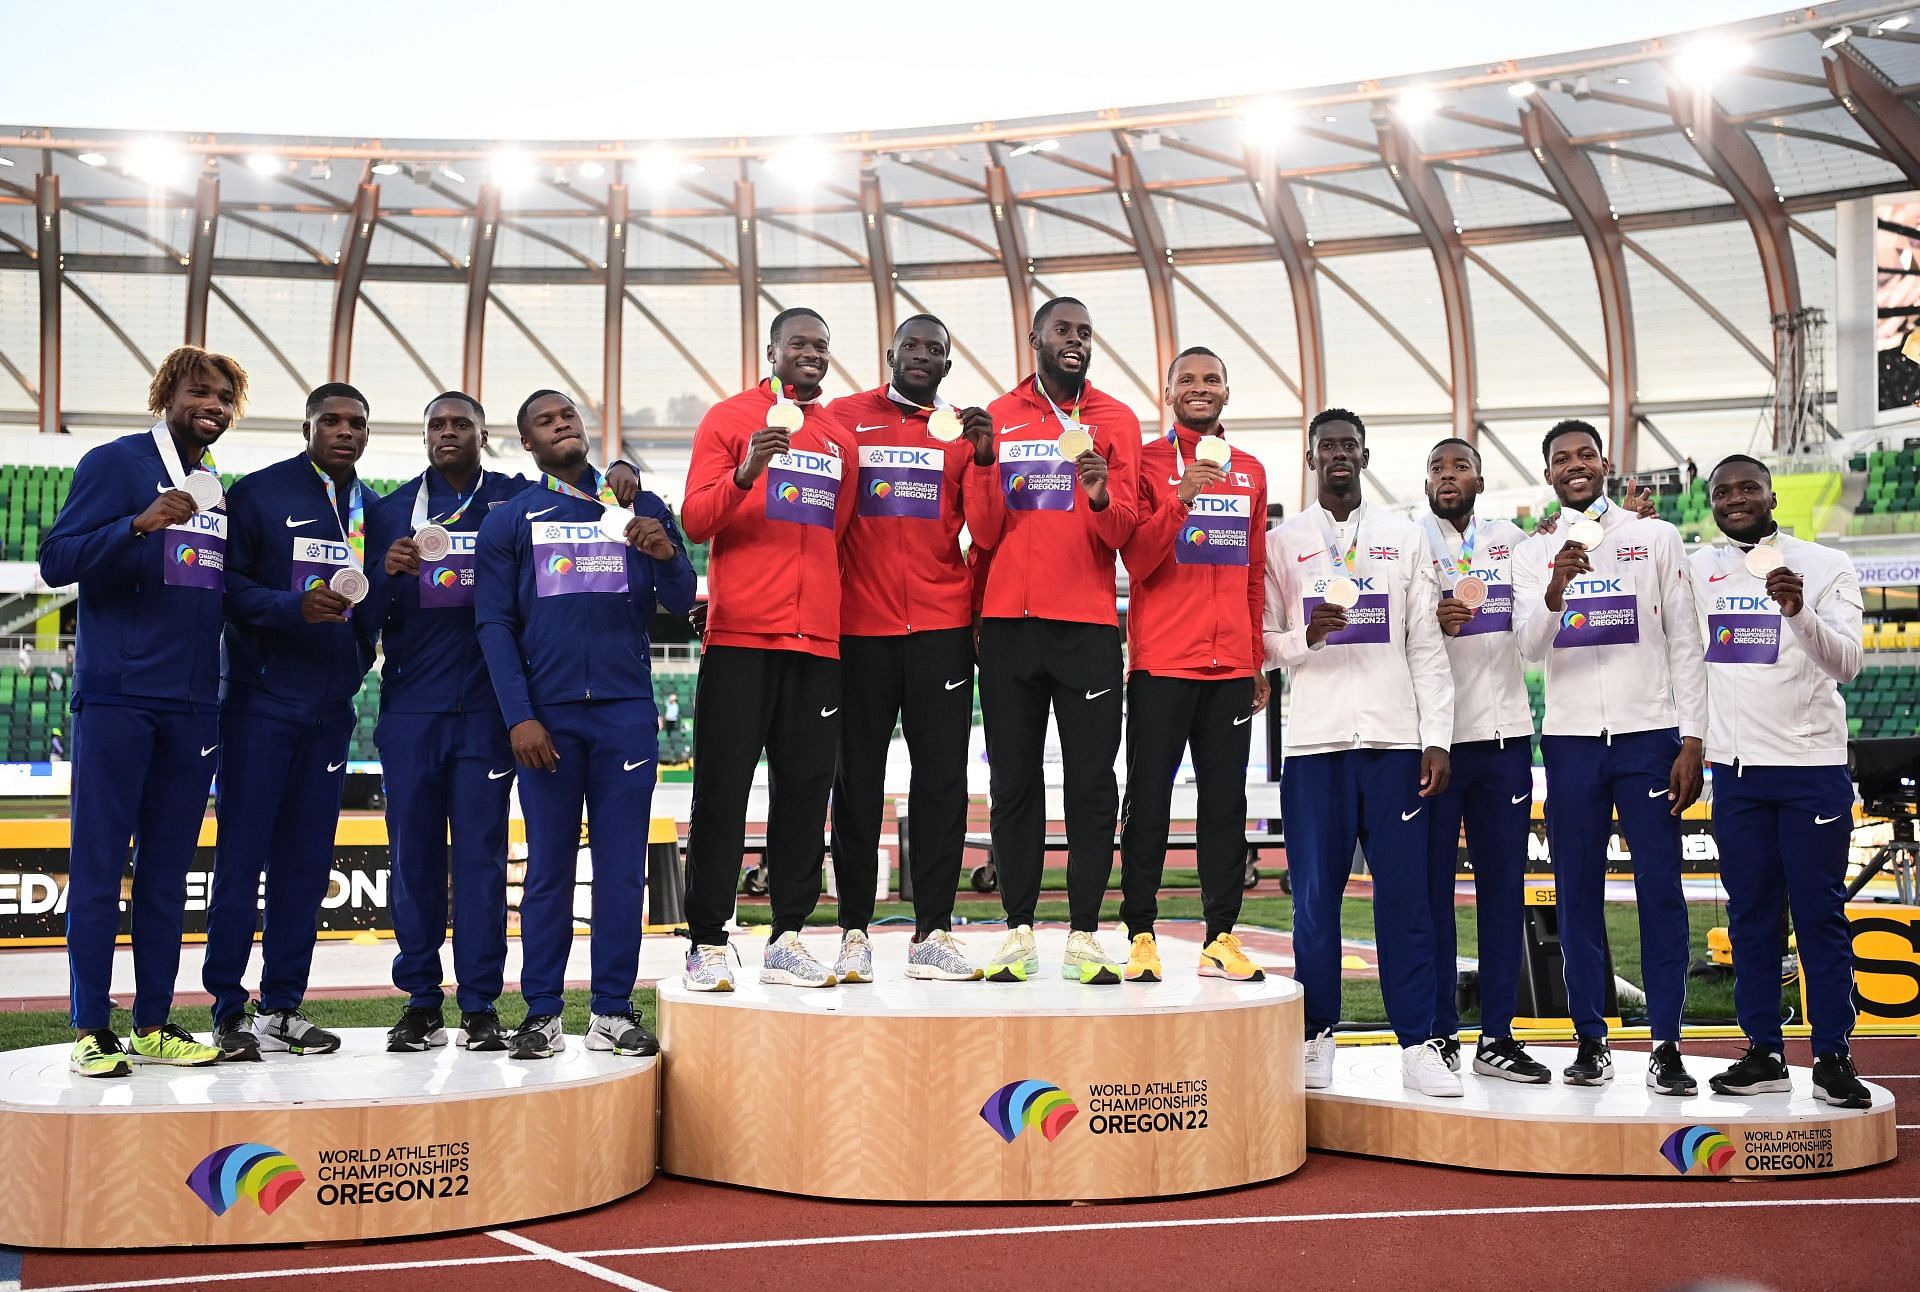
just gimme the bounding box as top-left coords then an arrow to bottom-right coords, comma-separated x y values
364,391 -> 641,1055
41,347 -> 244,1077
475,389 -> 695,1061
201,383 -> 379,1060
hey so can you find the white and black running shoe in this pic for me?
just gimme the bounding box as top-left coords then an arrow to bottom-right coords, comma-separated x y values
509,1013 -> 564,1061
1812,1052 -> 1873,1109
1562,1037 -> 1614,1086
1436,1035 -> 1461,1073
213,1011 -> 262,1062
585,1011 -> 659,1057
1709,1045 -> 1790,1096
386,1007 -> 448,1053
1646,1041 -> 1697,1096
457,1010 -> 508,1051
255,1008 -> 341,1055
1472,1035 -> 1551,1084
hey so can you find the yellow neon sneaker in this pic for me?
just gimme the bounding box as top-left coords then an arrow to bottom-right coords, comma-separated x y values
129,1022 -> 223,1067
1062,930 -> 1122,985
986,925 -> 1038,983
1199,932 -> 1266,981
1124,932 -> 1162,982
69,1030 -> 130,1079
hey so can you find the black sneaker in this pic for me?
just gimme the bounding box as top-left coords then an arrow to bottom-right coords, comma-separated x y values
509,1013 -> 564,1061
1709,1044 -> 1790,1096
1436,1035 -> 1461,1073
1646,1041 -> 1697,1096
1563,1037 -> 1614,1086
457,1010 -> 508,1052
1472,1035 -> 1551,1084
213,1012 -> 262,1062
1812,1052 -> 1873,1110
255,1008 -> 342,1055
386,1006 -> 448,1054
586,1010 -> 659,1057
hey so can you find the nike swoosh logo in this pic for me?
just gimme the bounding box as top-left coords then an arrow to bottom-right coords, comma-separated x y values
487,768 -> 511,780
820,707 -> 839,717
623,758 -> 652,772
944,678 -> 967,690
284,516 -> 314,529
327,761 -> 345,772
853,423 -> 888,433
1815,813 -> 1842,825
1401,808 -> 1423,821
1167,475 -> 1181,486
1296,552 -> 1316,563
201,745 -> 218,757
1233,715 -> 1252,726
1648,787 -> 1668,798
1085,689 -> 1111,700
998,423 -> 1029,435
1511,793 -> 1528,804
527,506 -> 557,519
1708,573 -> 1730,583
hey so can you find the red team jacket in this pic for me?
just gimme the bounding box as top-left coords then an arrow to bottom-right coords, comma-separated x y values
966,376 -> 1141,626
1122,426 -> 1267,678
681,380 -> 859,658
827,387 -> 976,637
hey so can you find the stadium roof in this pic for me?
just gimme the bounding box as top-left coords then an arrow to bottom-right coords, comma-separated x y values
3,1 -> 1918,502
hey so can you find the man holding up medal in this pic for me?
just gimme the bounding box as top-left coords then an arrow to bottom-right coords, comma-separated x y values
967,297 -> 1141,986
474,391 -> 693,1060
826,314 -> 994,983
1512,419 -> 1705,1093
1421,437 -> 1550,1083
1687,455 -> 1871,1109
1263,408 -> 1457,1095
1116,347 -> 1269,985
365,392 -> 642,1053
42,346 -> 243,1076
202,383 -> 381,1059
680,308 -> 860,992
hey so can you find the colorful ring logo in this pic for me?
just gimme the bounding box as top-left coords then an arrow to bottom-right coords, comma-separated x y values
545,553 -> 575,575
1009,474 -> 1028,492
430,567 -> 458,588
1659,1125 -> 1735,1175
980,1080 -> 1079,1143
779,484 -> 801,503
186,1143 -> 305,1216
302,575 -> 327,592
1184,526 -> 1208,545
1561,610 -> 1588,630
869,479 -> 893,499
1716,626 -> 1734,645
173,544 -> 198,565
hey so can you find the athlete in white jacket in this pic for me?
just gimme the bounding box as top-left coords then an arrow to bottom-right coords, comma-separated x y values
1421,438 -> 1551,1085
1264,408 -> 1458,1097
1687,454 -> 1871,1110
1512,420 -> 1705,1095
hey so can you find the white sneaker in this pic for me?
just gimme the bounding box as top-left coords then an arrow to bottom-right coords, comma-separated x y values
985,924 -> 1039,982
761,931 -> 837,988
681,944 -> 735,992
1402,1039 -> 1465,1097
906,929 -> 983,981
1303,1029 -> 1336,1090
833,929 -> 873,984
1061,929 -> 1122,984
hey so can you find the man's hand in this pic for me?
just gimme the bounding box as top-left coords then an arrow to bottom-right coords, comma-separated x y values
733,428 -> 791,489
510,719 -> 559,772
134,490 -> 196,535
1668,737 -> 1704,816
1176,461 -> 1225,506
626,515 -> 676,560
1420,746 -> 1451,798
1251,672 -> 1272,715
1075,450 -> 1109,509
384,536 -> 420,577
300,585 -> 352,624
960,406 -> 995,467
1545,540 -> 1593,611
1534,510 -> 1560,536
1621,479 -> 1658,519
1765,567 -> 1805,618
1437,595 -> 1473,637
605,461 -> 640,506
1305,600 -> 1349,647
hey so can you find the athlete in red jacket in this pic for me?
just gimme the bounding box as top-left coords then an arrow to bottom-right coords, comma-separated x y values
968,297 -> 1141,985
1117,347 -> 1270,984
680,307 -> 858,992
825,314 -> 996,984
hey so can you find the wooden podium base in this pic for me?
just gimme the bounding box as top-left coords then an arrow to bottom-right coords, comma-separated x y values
1307,1045 -> 1897,1178
0,1029 -> 656,1248
658,935 -> 1305,1201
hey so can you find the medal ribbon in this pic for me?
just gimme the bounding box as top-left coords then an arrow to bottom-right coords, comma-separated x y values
149,421 -> 219,494
1167,426 -> 1229,476
542,467 -> 618,507
1580,497 -> 1611,522
312,462 -> 365,569
1317,504 -> 1363,574
410,470 -> 484,530
884,384 -> 953,417
1034,373 -> 1085,431
1420,513 -> 1476,591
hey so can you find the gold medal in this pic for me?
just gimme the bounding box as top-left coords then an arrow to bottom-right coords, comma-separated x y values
767,403 -> 804,432
1903,330 -> 1920,366
1323,576 -> 1360,609
927,408 -> 963,442
1195,436 -> 1231,466
1743,544 -> 1786,578
1057,426 -> 1094,460
1453,575 -> 1488,610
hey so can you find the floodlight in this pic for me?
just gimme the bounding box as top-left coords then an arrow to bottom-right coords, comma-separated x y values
1008,138 -> 1061,158
1508,80 -> 1538,98
767,139 -> 830,186
1395,87 -> 1439,122
1239,100 -> 1295,149
1822,26 -> 1853,48
1671,38 -> 1752,87
246,154 -> 281,175
490,149 -> 536,190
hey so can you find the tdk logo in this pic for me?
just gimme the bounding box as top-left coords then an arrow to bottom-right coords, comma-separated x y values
183,511 -> 226,535
1004,440 -> 1063,462
550,523 -> 603,540
1466,567 -> 1501,581
859,446 -> 938,468
1568,577 -> 1623,595
1316,576 -> 1376,593
1716,596 -> 1771,611
783,450 -> 838,473
1190,495 -> 1251,517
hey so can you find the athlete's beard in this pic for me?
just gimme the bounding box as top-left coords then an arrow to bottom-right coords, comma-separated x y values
1427,491 -> 1474,524
1037,354 -> 1088,405
891,366 -> 941,407
1173,407 -> 1221,435
1718,514 -> 1778,547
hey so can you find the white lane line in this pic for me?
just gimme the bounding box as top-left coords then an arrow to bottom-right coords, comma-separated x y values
488,1229 -> 670,1291
29,1197 -> 1920,1291
1899,1123 -> 1919,1130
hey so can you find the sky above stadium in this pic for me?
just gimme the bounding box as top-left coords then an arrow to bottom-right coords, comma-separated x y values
9,0 -> 1804,140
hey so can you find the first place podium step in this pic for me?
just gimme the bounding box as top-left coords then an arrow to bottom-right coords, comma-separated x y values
658,932 -> 1306,1202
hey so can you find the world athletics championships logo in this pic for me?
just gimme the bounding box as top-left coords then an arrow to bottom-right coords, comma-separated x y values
1184,526 -> 1208,545
868,479 -> 893,499
779,483 -> 801,503
1659,1125 -> 1735,1175
303,574 -> 328,592
186,1143 -> 306,1216
173,544 -> 198,565
980,1080 -> 1079,1143
1561,610 -> 1588,630
544,553 -> 574,575
430,566 -> 459,588
1716,626 -> 1735,646
1008,474 -> 1028,492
